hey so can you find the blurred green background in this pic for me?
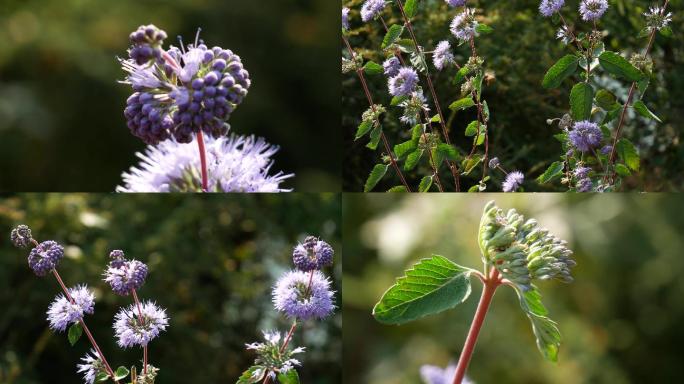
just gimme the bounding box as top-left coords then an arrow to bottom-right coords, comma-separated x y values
0,0 -> 340,192
343,194 -> 684,383
0,193 -> 341,383
343,0 -> 684,191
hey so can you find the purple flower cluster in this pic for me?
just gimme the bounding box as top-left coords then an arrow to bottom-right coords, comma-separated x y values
579,0 -> 609,21
569,120 -> 602,152
361,0 -> 386,22
121,25 -> 251,145
388,67 -> 419,97
77,350 -> 104,384
433,41 -> 454,71
128,24 -> 167,65
445,0 -> 467,8
383,57 -> 401,77
47,285 -> 95,332
292,236 -> 334,271
576,177 -> 593,192
503,171 -> 525,192
10,224 -> 32,248
28,240 -> 64,276
342,7 -> 350,31
272,270 -> 335,321
450,8 -> 478,42
103,250 -> 148,296
539,0 -> 565,17
420,363 -> 464,384
113,301 -> 169,348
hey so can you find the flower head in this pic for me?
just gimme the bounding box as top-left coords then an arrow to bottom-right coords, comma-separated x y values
421,363 -> 474,384
399,91 -> 429,125
433,41 -> 454,71
383,57 -> 401,77
556,25 -> 573,45
244,330 -> 306,382
579,0 -> 609,22
273,270 -> 335,320
113,301 -> 169,348
573,166 -> 591,180
479,201 -> 575,290
120,26 -> 251,145
116,134 -> 293,193
388,67 -> 419,97
292,236 -> 334,271
77,350 -> 106,384
342,7 -> 350,31
600,145 -> 612,155
502,171 -> 524,192
446,0 -> 467,7
644,5 -> 673,32
539,0 -> 565,17
488,157 -> 500,169
569,120 -> 602,152
47,285 -> 95,332
450,8 -> 479,42
28,240 -> 64,276
104,255 -> 148,296
361,0 -> 387,22
10,224 -> 32,248
576,177 -> 593,192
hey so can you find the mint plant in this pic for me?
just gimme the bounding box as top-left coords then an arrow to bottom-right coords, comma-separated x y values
10,225 -> 168,384
372,201 -> 575,383
536,1 -> 673,191
238,236 -> 336,384
117,25 -> 292,192
343,0 -> 524,192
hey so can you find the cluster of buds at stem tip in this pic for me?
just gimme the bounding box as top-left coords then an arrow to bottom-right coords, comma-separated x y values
478,201 -> 575,290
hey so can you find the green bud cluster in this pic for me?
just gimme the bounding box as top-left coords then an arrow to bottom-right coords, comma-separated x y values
478,201 -> 575,290
361,104 -> 386,126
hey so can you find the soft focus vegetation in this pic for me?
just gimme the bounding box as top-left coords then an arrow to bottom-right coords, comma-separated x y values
0,194 -> 341,383
343,194 -> 684,383
343,0 -> 684,191
0,0 -> 340,192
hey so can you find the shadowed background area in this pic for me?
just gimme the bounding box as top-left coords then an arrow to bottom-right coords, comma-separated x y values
0,0 -> 340,192
343,194 -> 684,383
0,194 -> 341,383
343,0 -> 683,191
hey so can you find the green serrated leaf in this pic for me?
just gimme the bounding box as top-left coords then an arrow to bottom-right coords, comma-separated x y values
363,61 -> 383,75
659,26 -> 673,38
404,0 -> 418,18
68,322 -> 83,346
430,114 -> 441,123
96,372 -> 109,382
462,155 -> 482,175
454,66 -> 470,84
364,164 -> 389,192
542,55 -> 579,89
373,255 -> 474,324
464,121 -> 480,137
432,143 -> 458,168
367,126 -> 382,150
394,140 -> 417,160
419,176 -> 433,192
391,95 -> 409,106
615,163 -> 631,177
387,186 -> 408,192
536,161 -> 564,184
277,369 -> 300,384
114,366 -> 130,381
514,286 -> 561,362
237,365 -> 265,384
355,120 -> 373,140
382,25 -> 404,49
475,24 -> 493,34
602,104 -> 623,124
449,97 -> 475,111
632,100 -> 661,123
570,83 -> 593,121
411,124 -> 423,142
595,89 -> 617,110
598,51 -> 644,82
405,149 -> 424,171
616,138 -> 639,171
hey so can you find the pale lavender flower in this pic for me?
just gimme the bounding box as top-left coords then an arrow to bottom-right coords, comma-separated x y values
539,0 -> 565,17
28,240 -> 64,276
104,259 -> 148,296
399,91 -> 429,125
576,177 -> 593,192
361,0 -> 386,22
569,120 -> 602,152
245,331 -> 306,382
388,67 -> 419,97
488,157 -> 500,169
293,236 -> 334,271
600,145 -> 612,155
579,0 -> 609,21
77,350 -> 106,384
420,363 -> 473,384
446,0 -> 467,7
342,7 -> 350,31
450,8 -> 479,42
556,25 -> 573,45
47,285 -> 95,332
644,5 -> 673,32
383,57 -> 401,77
433,41 -> 454,71
116,134 -> 293,193
574,166 -> 591,179
273,270 -> 335,320
503,171 -> 524,192
113,301 -> 169,348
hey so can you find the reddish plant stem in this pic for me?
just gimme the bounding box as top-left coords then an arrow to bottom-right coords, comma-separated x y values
131,289 -> 148,375
451,268 -> 501,384
196,130 -> 209,192
394,0 -> 461,190
51,269 -> 118,383
342,35 -> 412,191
